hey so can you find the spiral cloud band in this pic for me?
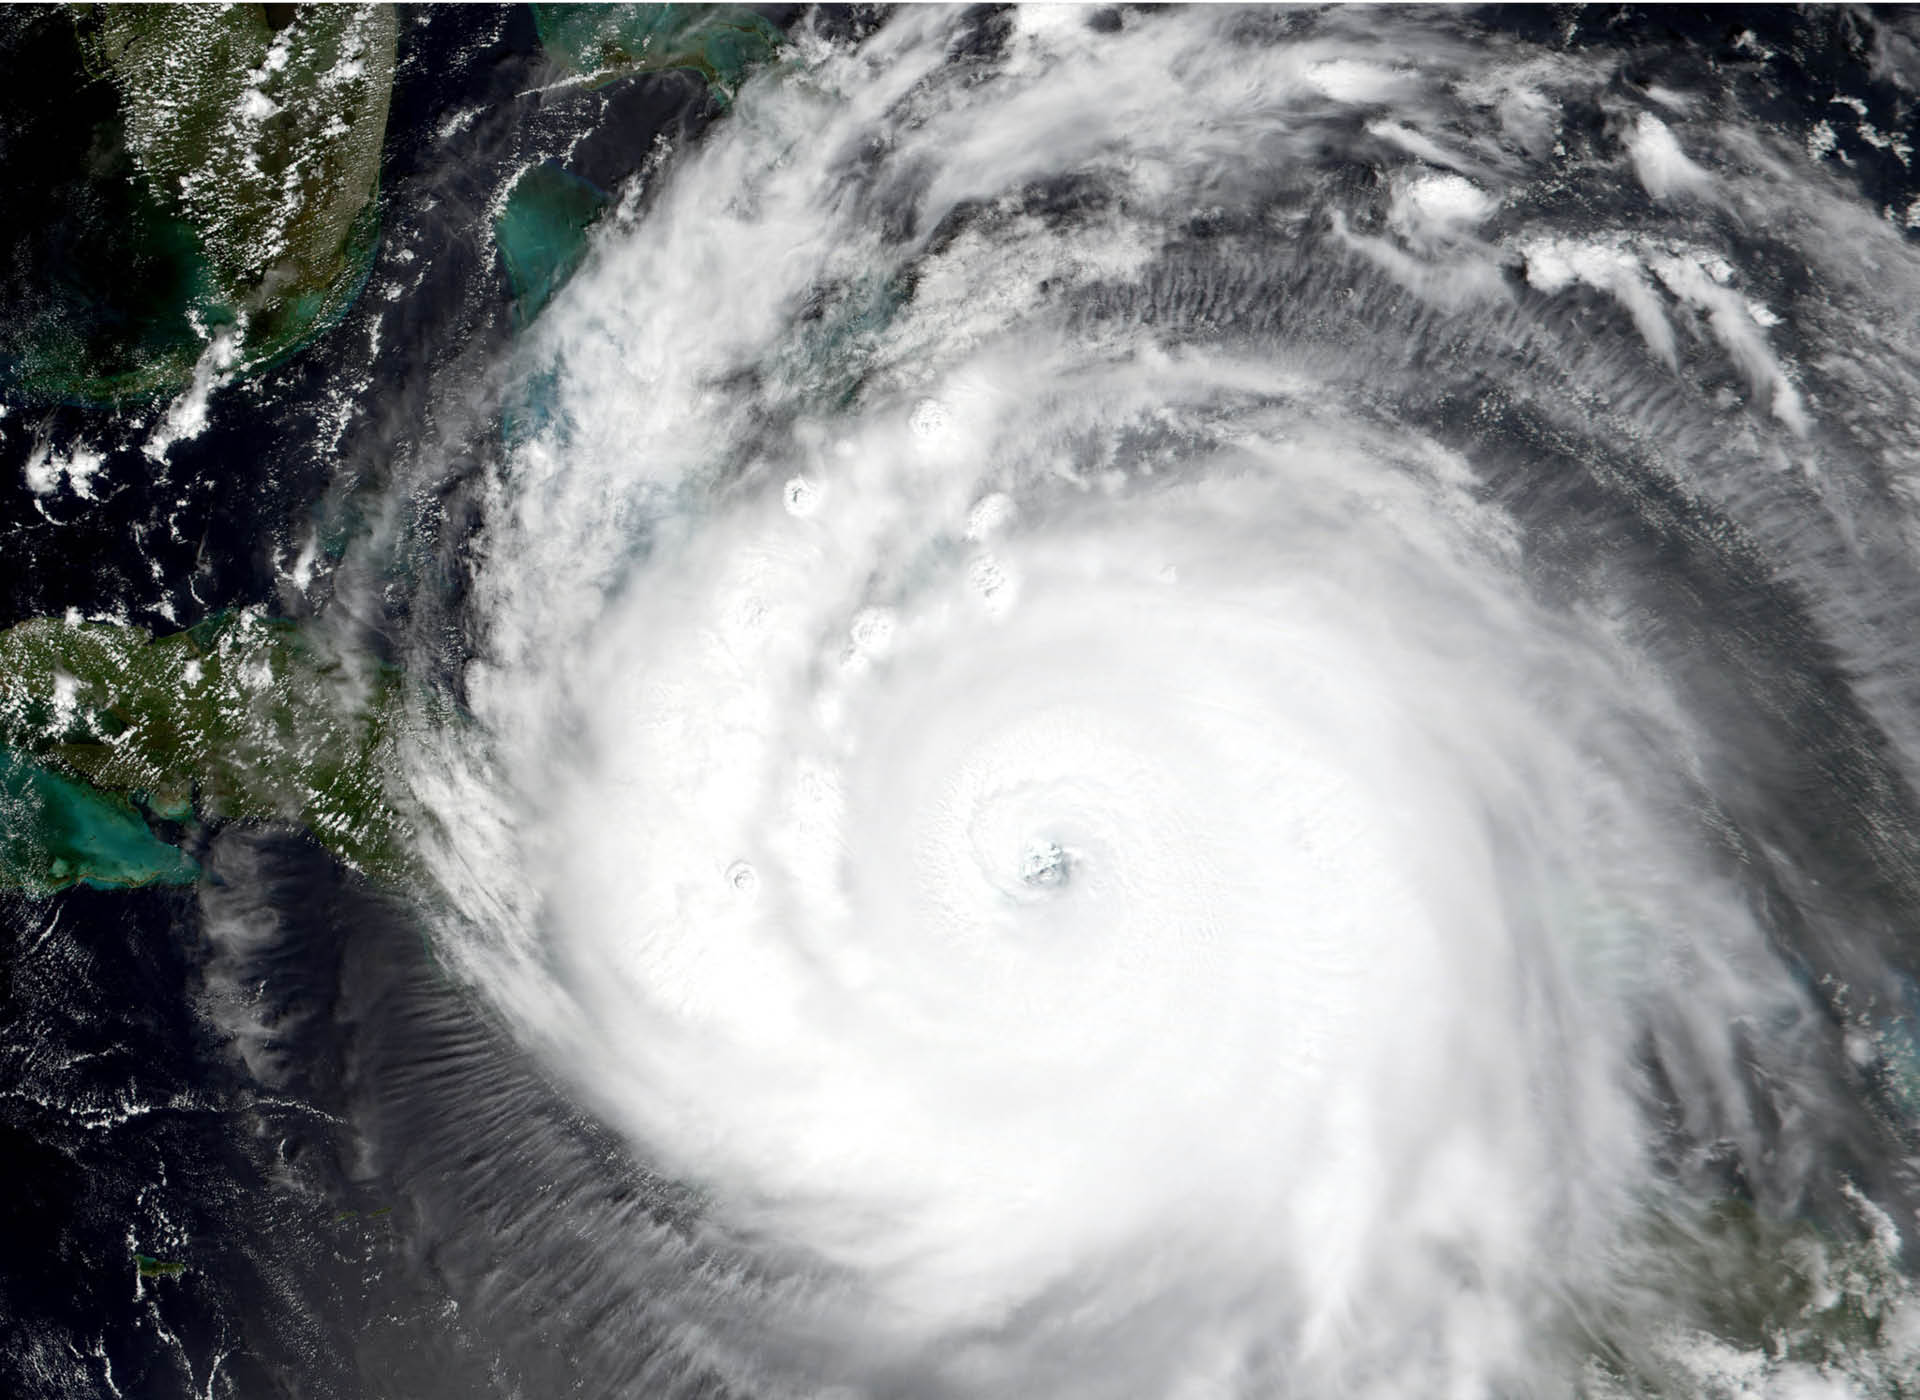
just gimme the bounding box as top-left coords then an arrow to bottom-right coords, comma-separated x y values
404,9 -> 1920,1396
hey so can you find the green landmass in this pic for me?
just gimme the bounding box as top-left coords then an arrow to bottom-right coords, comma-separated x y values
134,1253 -> 185,1279
1556,1192 -> 1920,1396
489,7 -> 782,332
3,5 -> 396,404
533,4 -> 782,93
0,6 -> 792,889
76,3 -> 397,382
0,611 -> 407,892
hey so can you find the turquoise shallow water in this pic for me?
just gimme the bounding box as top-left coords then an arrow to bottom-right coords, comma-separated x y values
495,163 -> 612,328
0,749 -> 197,892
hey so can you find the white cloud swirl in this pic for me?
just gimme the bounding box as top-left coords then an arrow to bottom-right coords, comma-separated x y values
397,8 -> 1920,1396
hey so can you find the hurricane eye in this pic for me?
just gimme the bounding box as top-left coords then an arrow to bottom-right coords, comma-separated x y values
1018,840 -> 1069,890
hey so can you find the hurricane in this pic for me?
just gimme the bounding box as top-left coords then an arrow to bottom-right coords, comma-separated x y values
20,5 -> 1920,1398
331,7 -> 1920,1398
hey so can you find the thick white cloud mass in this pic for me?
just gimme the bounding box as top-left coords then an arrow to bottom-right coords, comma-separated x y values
396,9 -> 1920,1397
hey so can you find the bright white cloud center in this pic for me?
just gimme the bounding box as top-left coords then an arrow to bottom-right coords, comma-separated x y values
400,8 -> 1920,1396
